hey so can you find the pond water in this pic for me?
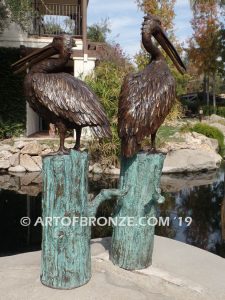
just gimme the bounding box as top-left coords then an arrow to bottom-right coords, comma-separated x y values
0,167 -> 225,258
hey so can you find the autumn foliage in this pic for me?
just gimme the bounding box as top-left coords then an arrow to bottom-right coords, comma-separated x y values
188,2 -> 221,76
135,0 -> 175,31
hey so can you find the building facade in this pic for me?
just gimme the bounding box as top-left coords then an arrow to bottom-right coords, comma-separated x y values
0,0 -> 102,136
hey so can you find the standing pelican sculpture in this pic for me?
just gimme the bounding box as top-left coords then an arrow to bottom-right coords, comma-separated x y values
118,14 -> 186,157
12,35 -> 111,154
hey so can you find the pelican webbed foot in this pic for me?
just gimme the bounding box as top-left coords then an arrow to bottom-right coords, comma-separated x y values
43,147 -> 70,157
147,148 -> 158,155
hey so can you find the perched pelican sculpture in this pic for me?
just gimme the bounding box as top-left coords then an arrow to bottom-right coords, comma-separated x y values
12,35 -> 111,154
118,14 -> 186,157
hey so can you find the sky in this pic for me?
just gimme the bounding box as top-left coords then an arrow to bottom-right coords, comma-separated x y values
87,0 -> 193,58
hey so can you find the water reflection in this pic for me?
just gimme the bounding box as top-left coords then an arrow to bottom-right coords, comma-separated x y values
0,169 -> 224,257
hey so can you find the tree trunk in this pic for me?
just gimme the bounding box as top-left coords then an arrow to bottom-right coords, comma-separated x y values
222,173 -> 225,241
41,150 -> 126,289
206,75 -> 210,109
212,73 -> 216,114
111,153 -> 165,270
203,75 -> 207,104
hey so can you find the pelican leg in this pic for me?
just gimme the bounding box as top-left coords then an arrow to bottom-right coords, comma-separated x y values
151,132 -> 157,150
56,122 -> 69,155
74,127 -> 82,150
146,131 -> 157,154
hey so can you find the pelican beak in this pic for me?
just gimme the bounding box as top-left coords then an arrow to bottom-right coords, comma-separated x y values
153,27 -> 186,75
11,43 -> 58,74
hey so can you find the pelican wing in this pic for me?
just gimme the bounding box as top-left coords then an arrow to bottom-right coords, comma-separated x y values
31,73 -> 111,131
118,63 -> 175,141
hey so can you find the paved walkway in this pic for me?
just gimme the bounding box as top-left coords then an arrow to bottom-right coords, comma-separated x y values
0,236 -> 225,300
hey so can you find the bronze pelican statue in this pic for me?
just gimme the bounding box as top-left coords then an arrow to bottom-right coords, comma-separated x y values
11,35 -> 111,154
118,14 -> 186,157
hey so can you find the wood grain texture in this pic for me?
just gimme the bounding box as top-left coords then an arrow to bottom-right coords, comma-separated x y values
41,150 -> 125,289
111,153 -> 165,270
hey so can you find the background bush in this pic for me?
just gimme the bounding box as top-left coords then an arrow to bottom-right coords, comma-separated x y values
0,121 -> 24,140
0,47 -> 26,139
191,123 -> 224,152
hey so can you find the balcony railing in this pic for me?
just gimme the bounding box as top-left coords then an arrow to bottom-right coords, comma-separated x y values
29,2 -> 82,37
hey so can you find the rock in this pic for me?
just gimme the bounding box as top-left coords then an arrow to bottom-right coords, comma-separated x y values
0,159 -> 10,169
65,142 -> 74,149
209,114 -> 225,123
9,152 -> 20,167
21,141 -> 42,156
89,165 -> 94,172
0,150 -> 11,169
9,147 -> 20,154
105,167 -> 120,175
32,156 -> 42,168
21,172 -> 40,186
20,154 -> 41,172
32,173 -> 42,184
0,150 -> 12,159
0,144 -> 11,152
210,123 -> 225,137
209,138 -> 219,152
92,163 -> 103,174
88,193 -> 95,201
14,140 -> 28,149
8,165 -> 26,173
92,174 -> 102,181
163,149 -> 222,174
41,149 -> 52,156
164,132 -> 219,154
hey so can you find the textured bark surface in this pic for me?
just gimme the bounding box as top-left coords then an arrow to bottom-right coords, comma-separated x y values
111,153 -> 165,270
41,150 -> 126,289
41,150 -> 90,289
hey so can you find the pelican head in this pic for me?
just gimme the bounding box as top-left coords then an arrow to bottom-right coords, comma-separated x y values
142,14 -> 186,75
11,35 -> 74,74
52,35 -> 73,56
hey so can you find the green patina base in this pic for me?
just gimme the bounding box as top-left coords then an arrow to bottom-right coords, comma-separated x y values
110,152 -> 165,270
41,150 -> 126,289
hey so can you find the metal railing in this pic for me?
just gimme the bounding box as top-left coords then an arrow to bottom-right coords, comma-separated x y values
29,2 -> 82,37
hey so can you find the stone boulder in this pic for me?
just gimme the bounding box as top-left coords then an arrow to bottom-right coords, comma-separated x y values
0,150 -> 12,159
0,144 -> 12,152
162,149 -> 222,174
14,141 -> 29,149
0,159 -> 10,169
92,163 -> 103,174
0,150 -> 12,169
21,141 -> 42,156
209,123 -> 225,137
104,166 -> 120,176
41,149 -> 52,156
8,165 -> 26,173
32,156 -> 42,169
20,154 -> 41,172
208,114 -> 225,123
9,152 -> 20,167
163,132 -> 219,153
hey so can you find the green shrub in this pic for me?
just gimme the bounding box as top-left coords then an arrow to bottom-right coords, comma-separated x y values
85,45 -> 134,163
0,47 -> 26,124
202,106 -> 225,118
191,123 -> 224,152
216,107 -> 225,118
0,121 -> 25,140
202,106 -> 211,116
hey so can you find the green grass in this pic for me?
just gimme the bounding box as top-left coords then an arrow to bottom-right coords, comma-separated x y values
156,125 -> 184,147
